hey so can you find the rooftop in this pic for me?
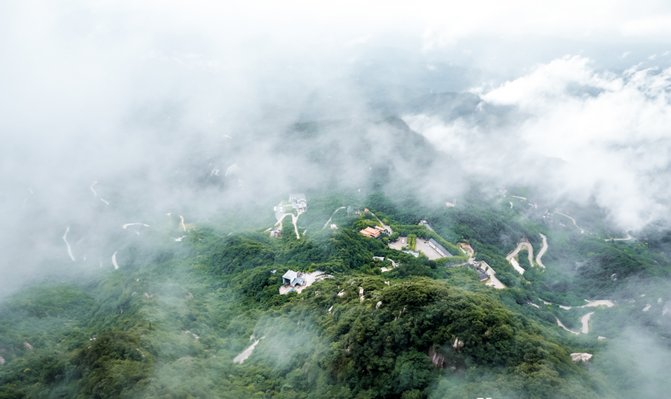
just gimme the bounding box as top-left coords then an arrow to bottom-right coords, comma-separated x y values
282,270 -> 298,280
360,227 -> 381,238
428,238 -> 452,257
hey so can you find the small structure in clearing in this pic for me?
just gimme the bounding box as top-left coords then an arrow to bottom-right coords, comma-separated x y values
282,270 -> 305,287
279,270 -> 330,295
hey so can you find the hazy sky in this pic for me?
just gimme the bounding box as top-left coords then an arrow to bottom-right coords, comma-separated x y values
2,0 -> 671,294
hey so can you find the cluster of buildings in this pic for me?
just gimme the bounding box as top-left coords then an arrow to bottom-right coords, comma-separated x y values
289,193 -> 307,213
273,193 -> 308,217
470,260 -> 493,281
270,194 -> 308,238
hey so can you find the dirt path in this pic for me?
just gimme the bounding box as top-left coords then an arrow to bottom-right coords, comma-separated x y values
605,233 -> 634,242
90,180 -> 110,206
583,300 -> 615,308
535,233 -> 548,269
274,213 -> 290,229
376,257 -> 399,273
273,213 -> 290,232
545,299 -> 613,335
90,181 -> 98,197
542,299 -> 614,309
555,317 -> 580,335
62,226 -> 75,262
233,337 -> 263,364
273,212 -> 301,240
322,206 -> 346,230
290,213 -> 300,240
555,211 -> 585,234
506,241 -> 534,275
122,223 -> 150,230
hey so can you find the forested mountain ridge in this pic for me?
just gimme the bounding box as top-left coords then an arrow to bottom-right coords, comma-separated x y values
1,189 -> 669,399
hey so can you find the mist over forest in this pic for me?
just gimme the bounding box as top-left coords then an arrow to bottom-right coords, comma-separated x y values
2,1 -> 671,398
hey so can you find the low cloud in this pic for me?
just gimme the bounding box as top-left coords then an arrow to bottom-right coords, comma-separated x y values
406,56 -> 671,231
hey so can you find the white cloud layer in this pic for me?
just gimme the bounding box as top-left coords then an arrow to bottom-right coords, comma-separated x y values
407,56 -> 671,230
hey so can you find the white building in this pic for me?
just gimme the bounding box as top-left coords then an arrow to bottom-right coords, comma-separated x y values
282,270 -> 305,287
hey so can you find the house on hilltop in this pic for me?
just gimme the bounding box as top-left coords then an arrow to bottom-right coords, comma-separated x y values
282,270 -> 305,287
279,270 -> 330,295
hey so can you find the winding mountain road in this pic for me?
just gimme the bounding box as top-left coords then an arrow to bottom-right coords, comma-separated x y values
322,206 -> 346,230
506,241 -> 534,274
580,312 -> 594,334
274,212 -> 301,240
605,233 -> 634,242
535,233 -> 548,269
62,226 -> 75,262
90,181 -> 110,206
122,223 -> 150,230
555,211 -> 585,234
555,318 -> 580,335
